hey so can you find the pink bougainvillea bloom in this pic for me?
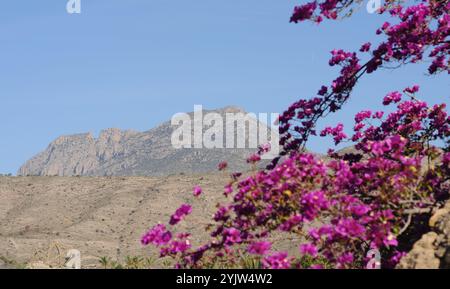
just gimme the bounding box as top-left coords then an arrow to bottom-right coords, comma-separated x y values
141,224 -> 172,246
300,243 -> 318,257
248,241 -> 272,255
318,85 -> 328,96
320,123 -> 347,145
290,2 -> 317,23
403,85 -> 420,94
262,252 -> 291,269
214,206 -> 230,222
223,184 -> 233,197
218,161 -> 228,171
350,204 -> 371,216
335,218 -> 366,238
373,111 -> 384,119
383,91 -> 402,105
355,110 -> 372,123
388,251 -> 407,267
167,239 -> 191,255
279,214 -> 303,231
223,228 -> 242,246
443,153 -> 450,165
337,252 -> 354,267
247,153 -> 261,164
193,185 -> 202,197
360,42 -> 371,52
383,233 -> 398,247
169,204 -> 192,226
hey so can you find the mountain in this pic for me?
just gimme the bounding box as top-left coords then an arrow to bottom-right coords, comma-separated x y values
18,106 -> 272,176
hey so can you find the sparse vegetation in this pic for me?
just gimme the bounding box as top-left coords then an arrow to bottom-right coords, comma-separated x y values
0,255 -> 27,269
98,256 -> 156,269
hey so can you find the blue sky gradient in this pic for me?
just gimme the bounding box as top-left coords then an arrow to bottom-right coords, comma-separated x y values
0,0 -> 448,173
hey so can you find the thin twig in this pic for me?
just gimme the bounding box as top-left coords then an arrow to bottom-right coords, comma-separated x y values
403,208 -> 432,215
398,212 -> 413,235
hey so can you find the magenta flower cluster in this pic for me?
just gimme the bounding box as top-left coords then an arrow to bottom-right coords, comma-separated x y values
141,224 -> 172,246
218,161 -> 228,171
169,204 -> 192,225
142,91 -> 449,268
141,0 -> 449,269
193,186 -> 202,197
277,0 -> 449,162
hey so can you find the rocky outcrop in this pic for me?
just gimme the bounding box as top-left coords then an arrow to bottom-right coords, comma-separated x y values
18,106 -> 272,176
397,201 -> 450,269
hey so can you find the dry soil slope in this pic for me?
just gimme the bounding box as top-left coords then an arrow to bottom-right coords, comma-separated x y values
0,175 -> 228,268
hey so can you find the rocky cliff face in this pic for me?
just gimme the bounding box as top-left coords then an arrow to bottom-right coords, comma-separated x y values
397,201 -> 450,269
18,107 -> 272,176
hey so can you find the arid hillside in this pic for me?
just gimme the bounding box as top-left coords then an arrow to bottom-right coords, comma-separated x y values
1,174 -> 448,269
0,174 -> 231,268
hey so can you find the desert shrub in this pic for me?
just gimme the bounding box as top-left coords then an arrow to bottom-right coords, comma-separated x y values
98,255 -> 156,269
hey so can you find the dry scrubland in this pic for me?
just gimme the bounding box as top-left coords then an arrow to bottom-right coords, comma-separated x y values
0,174 -> 298,268
0,175 -> 225,268
1,175 -> 448,269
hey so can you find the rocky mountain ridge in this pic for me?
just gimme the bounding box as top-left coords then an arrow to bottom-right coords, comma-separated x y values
18,106 -> 272,176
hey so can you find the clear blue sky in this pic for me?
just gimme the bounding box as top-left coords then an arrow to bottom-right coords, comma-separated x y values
0,0 -> 448,174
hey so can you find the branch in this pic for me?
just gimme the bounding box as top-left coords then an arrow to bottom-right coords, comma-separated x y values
402,208 -> 433,215
398,211 -> 413,235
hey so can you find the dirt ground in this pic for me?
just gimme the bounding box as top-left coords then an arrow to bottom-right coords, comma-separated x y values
0,174 -> 230,268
